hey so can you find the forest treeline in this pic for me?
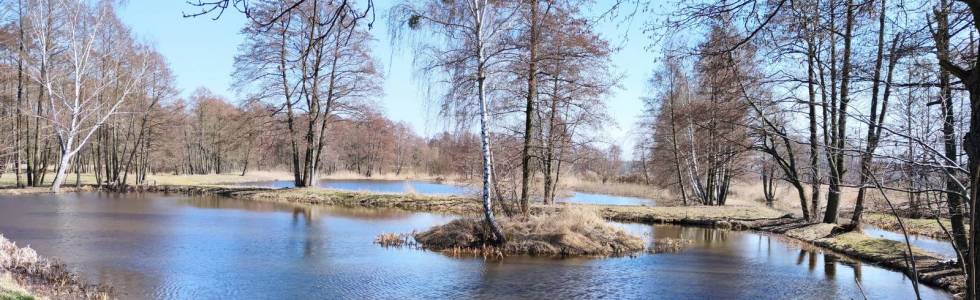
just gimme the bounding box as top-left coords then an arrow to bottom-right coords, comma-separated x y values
5,0 -> 980,297
0,0 -> 621,196
627,0 -> 980,297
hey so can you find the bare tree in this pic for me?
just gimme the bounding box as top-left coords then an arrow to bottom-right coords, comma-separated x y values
390,0 -> 521,243
25,0 -> 150,192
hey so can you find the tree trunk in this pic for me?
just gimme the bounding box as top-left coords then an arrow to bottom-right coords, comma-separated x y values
805,6 -> 821,222
519,0 -> 539,217
475,6 -> 505,244
14,0 -> 24,188
933,0 -> 970,272
824,0 -> 854,224
850,0 -> 889,228
667,64 -> 688,206
50,142 -> 74,193
478,70 -> 505,244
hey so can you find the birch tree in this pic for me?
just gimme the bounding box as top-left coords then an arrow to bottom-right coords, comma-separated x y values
390,0 -> 521,243
25,0 -> 149,192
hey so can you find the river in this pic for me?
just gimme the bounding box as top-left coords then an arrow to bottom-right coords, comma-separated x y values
236,179 -> 656,206
0,192 -> 950,299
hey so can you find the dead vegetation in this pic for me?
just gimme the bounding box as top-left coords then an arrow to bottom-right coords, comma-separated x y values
0,235 -> 109,299
0,272 -> 33,300
860,213 -> 969,241
583,204 -> 788,224
649,238 -> 694,253
414,209 -> 644,257
241,188 -> 482,214
563,178 -> 667,203
742,220 -> 965,295
133,185 -> 791,228
374,233 -> 415,248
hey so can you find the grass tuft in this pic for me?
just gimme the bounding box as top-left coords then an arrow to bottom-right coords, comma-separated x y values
649,238 -> 694,254
414,209 -> 645,257
0,235 -> 109,299
861,213 -> 970,241
374,233 -> 415,248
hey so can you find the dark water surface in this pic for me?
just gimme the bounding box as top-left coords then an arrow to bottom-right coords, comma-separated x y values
0,193 -> 951,299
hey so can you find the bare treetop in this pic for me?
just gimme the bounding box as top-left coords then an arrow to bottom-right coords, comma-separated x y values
184,0 -> 375,41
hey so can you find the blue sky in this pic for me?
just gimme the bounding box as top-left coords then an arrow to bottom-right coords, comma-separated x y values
118,1 -> 655,155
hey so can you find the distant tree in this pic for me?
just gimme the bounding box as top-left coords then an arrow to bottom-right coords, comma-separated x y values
234,0 -> 381,186
25,0 -> 152,192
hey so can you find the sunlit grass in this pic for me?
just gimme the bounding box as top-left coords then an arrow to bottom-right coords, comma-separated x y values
0,273 -> 33,300
0,173 -> 99,187
862,213 -> 970,240
563,178 -> 667,201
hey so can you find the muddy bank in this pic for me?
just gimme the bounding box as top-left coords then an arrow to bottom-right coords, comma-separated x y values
735,219 -> 965,295
0,235 -> 109,299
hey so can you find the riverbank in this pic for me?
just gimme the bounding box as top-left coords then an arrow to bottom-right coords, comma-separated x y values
859,212 -> 969,241
0,235 -> 109,299
143,185 -> 787,222
0,183 -> 966,296
735,219 -> 965,295
0,274 -> 32,300
563,179 -> 667,203
0,185 -> 97,196
148,184 -> 963,295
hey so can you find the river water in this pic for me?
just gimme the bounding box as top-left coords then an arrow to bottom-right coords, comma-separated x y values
236,180 -> 656,206
0,192 -> 950,299
863,225 -> 958,259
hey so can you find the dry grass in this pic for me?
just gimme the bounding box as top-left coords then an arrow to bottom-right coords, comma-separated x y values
414,209 -> 644,257
562,178 -> 667,202
0,186 -> 97,196
374,233 -> 414,248
724,181 -> 915,218
0,170 -> 470,187
589,204 -> 787,224
243,188 -> 482,214
0,171 -> 290,189
0,235 -> 108,299
649,238 -> 694,254
740,222 -> 965,294
147,171 -> 292,186
160,185 -> 790,225
0,273 -> 33,300
785,223 -> 838,241
0,174 -> 99,189
861,213 -> 970,241
317,170 -> 470,185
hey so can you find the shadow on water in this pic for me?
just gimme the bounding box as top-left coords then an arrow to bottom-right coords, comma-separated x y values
0,192 -> 953,299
